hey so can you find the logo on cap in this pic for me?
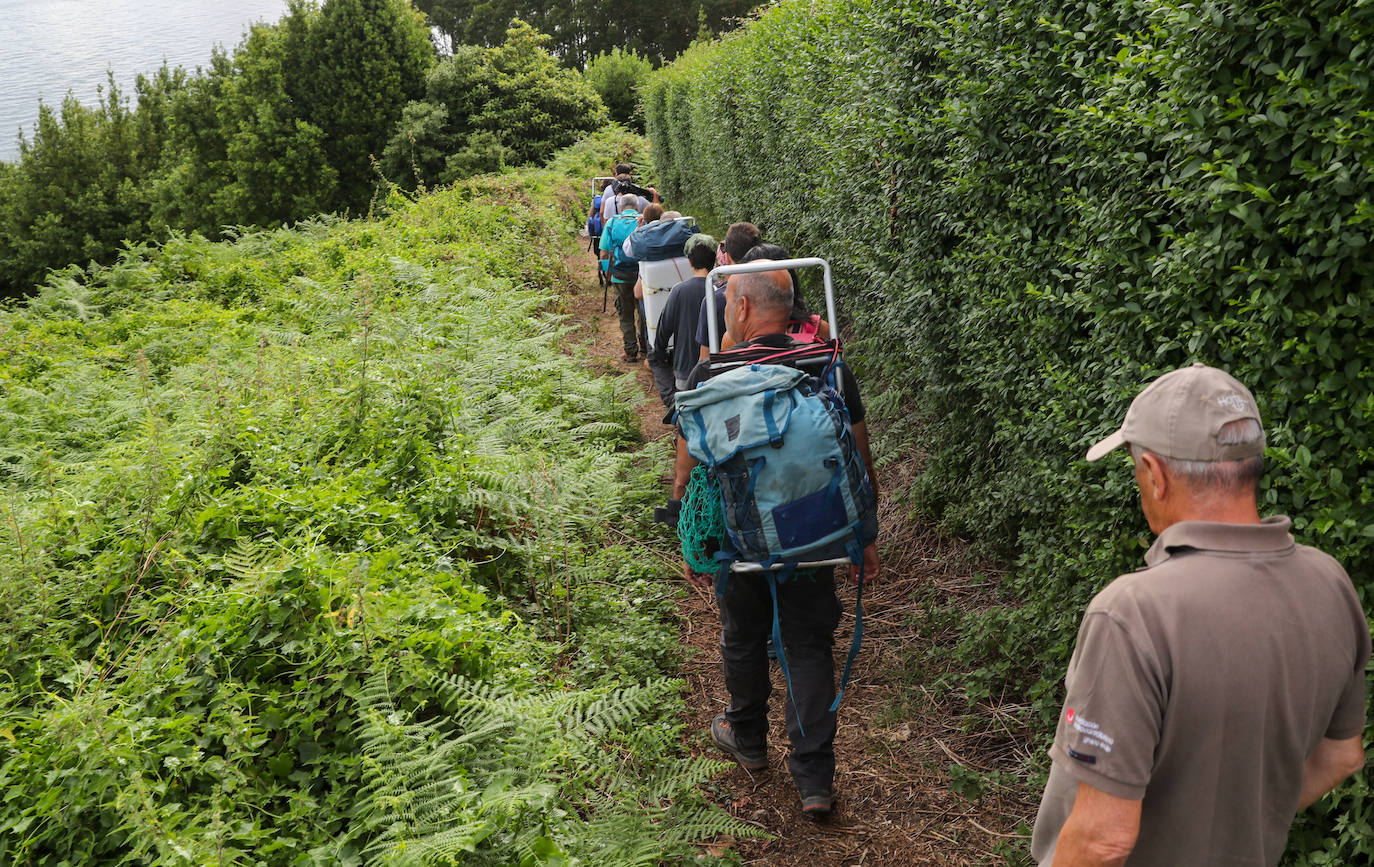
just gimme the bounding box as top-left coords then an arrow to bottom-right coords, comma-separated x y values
1214,392 -> 1251,413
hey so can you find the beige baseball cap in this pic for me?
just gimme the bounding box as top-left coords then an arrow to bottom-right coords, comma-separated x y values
1086,363 -> 1265,462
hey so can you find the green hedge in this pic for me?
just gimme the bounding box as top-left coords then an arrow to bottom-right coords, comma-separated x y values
644,0 -> 1372,860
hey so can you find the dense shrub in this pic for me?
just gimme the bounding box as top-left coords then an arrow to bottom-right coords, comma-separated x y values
0,0 -> 434,301
0,78 -> 169,298
644,0 -> 1373,860
382,21 -> 607,189
413,0 -> 763,67
584,48 -> 654,129
0,132 -> 755,863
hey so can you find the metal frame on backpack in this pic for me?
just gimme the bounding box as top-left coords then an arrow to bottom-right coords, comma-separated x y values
704,257 -> 839,354
700,256 -> 850,572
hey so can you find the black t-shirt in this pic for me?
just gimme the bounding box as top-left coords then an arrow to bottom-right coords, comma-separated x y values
682,333 -> 866,424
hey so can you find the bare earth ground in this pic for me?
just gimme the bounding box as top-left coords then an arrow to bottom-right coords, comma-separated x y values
557,242 -> 1038,866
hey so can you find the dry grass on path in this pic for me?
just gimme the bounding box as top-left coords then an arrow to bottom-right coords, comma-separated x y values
556,239 -> 1038,866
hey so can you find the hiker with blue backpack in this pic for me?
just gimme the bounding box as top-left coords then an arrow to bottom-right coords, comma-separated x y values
667,265 -> 880,821
599,194 -> 648,362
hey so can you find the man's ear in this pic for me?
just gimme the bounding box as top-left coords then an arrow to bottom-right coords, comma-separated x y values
732,292 -> 748,320
1139,451 -> 1169,502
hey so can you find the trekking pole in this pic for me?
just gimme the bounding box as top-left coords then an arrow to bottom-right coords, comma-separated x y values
705,257 -> 838,354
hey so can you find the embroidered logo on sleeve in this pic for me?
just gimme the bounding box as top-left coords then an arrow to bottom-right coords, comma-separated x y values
1065,709 -> 1116,754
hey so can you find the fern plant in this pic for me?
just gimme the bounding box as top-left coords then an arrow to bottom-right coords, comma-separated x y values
352,671 -> 768,866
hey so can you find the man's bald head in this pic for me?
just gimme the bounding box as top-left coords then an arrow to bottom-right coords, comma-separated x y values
724,266 -> 793,343
730,269 -> 792,318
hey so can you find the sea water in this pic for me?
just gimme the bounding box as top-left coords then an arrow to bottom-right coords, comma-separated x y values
0,0 -> 289,162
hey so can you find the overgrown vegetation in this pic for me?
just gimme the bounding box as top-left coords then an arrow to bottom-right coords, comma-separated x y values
412,0 -> 761,67
0,2 -> 610,302
643,1 -> 1372,861
583,49 -> 654,130
383,21 -> 607,190
0,131 -> 761,863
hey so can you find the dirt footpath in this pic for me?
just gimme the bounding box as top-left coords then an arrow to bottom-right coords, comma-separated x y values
558,242 -> 1037,866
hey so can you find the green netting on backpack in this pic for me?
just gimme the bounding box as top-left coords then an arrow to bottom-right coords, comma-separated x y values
679,465 -> 726,573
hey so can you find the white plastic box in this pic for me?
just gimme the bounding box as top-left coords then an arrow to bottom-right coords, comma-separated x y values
639,256 -> 692,349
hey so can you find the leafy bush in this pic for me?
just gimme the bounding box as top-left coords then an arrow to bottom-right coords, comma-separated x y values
383,21 -> 608,190
643,1 -> 1373,861
0,0 -> 434,301
584,48 -> 655,130
0,78 -> 168,299
0,132 -> 759,863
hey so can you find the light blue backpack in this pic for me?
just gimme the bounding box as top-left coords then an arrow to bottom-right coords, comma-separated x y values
674,344 -> 877,719
675,361 -> 876,566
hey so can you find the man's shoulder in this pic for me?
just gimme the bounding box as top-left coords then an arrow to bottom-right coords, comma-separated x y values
1087,531 -> 1354,616
671,276 -> 706,294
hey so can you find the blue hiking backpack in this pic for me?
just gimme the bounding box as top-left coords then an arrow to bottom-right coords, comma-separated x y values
586,193 -> 604,240
604,211 -> 641,282
674,339 -> 877,720
675,363 -> 875,564
626,217 -> 699,262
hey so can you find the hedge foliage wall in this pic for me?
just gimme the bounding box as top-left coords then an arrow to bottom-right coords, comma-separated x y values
644,0 -> 1372,859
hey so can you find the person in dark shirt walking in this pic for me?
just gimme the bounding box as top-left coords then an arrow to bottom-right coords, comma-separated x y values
672,268 -> 880,821
649,232 -> 717,404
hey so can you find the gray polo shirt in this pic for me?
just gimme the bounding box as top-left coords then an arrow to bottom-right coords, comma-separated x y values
1032,516 -> 1370,866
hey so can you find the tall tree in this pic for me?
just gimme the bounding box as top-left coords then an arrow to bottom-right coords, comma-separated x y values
153,13 -> 339,234
383,20 -> 606,189
296,0 -> 436,212
0,80 -> 158,298
583,48 -> 653,129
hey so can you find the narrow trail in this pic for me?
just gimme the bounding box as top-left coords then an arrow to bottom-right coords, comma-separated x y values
558,241 -> 1037,866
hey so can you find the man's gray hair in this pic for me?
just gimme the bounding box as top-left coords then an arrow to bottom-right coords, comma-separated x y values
734,270 -> 793,317
619,193 -> 639,210
1130,418 -> 1264,494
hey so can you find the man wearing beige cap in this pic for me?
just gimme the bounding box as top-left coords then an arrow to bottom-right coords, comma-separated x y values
1031,363 -> 1369,866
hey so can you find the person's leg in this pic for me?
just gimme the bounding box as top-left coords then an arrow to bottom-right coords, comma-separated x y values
717,576 -> 773,751
613,281 -> 637,357
775,569 -> 842,795
648,356 -> 676,407
636,298 -> 650,356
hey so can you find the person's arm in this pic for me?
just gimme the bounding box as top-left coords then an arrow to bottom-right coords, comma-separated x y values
851,420 -> 878,499
1298,736 -> 1366,809
673,434 -> 696,501
696,296 -> 712,359
653,293 -> 678,363
1051,782 -> 1141,866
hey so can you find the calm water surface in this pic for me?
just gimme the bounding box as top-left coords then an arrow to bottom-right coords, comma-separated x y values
0,0 -> 289,161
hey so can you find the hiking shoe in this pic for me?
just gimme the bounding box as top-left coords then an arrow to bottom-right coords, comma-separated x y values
799,790 -> 834,821
711,714 -> 767,771
621,352 -> 639,363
